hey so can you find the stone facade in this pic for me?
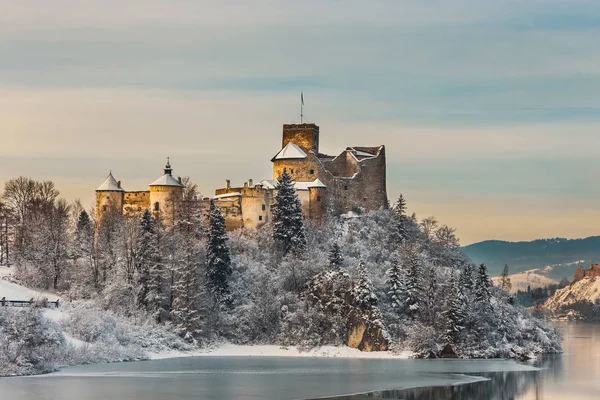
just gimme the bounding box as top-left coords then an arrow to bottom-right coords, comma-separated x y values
96,161 -> 185,226
573,264 -> 600,283
96,121 -> 388,231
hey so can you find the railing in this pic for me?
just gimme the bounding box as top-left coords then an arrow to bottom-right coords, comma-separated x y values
0,299 -> 60,308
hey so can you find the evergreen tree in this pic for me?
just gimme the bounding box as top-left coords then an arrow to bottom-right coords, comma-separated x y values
206,201 -> 232,303
500,264 -> 512,292
353,260 -> 377,309
445,277 -> 467,346
171,202 -> 203,341
136,210 -> 166,322
424,267 -> 438,326
385,256 -> 405,311
401,243 -> 425,320
272,170 -> 307,255
327,242 -> 343,270
459,263 -> 475,295
474,263 -> 494,336
74,210 -> 95,289
392,194 -> 408,243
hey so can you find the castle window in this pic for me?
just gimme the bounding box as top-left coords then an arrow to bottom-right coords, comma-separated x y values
154,202 -> 160,211
344,185 -> 348,191
259,216 -> 263,221
102,205 -> 108,211
310,169 -> 315,175
317,196 -> 321,202
262,204 -> 266,211
106,196 -> 109,200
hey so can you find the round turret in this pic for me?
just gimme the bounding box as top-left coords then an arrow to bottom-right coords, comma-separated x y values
149,158 -> 184,224
95,172 -> 125,222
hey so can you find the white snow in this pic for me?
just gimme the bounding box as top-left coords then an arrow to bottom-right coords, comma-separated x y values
212,192 -> 242,199
149,173 -> 184,187
96,172 -> 124,192
272,142 -> 308,160
148,343 -> 414,360
491,269 -> 558,293
544,276 -> 600,311
0,271 -> 60,302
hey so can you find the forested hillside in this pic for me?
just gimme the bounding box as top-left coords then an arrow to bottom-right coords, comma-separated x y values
462,237 -> 600,277
0,176 -> 561,375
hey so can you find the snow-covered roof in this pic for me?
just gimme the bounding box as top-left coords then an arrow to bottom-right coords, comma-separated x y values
212,192 -> 242,199
258,179 -> 326,191
149,174 -> 184,187
308,178 -> 327,189
96,172 -> 124,192
272,142 -> 307,161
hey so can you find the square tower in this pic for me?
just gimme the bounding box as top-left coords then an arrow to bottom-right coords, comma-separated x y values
282,123 -> 319,154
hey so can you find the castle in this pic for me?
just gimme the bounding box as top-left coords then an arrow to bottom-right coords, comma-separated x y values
96,122 -> 388,229
573,264 -> 600,283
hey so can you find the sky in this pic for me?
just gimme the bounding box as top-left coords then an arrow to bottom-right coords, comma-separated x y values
1,0 -> 600,245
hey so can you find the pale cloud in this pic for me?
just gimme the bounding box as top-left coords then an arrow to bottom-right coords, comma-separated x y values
1,1 -> 600,244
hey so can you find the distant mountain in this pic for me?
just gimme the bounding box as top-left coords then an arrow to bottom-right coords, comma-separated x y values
462,236 -> 600,277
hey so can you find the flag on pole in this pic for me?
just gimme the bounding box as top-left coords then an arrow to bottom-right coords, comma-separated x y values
301,92 -> 304,106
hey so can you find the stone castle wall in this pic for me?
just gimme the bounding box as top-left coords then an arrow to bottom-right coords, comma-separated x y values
123,191 -> 150,218
573,264 -> 600,283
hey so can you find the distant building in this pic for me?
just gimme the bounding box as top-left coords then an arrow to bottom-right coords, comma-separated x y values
95,122 -> 388,230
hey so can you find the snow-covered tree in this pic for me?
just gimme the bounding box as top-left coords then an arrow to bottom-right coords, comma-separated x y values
385,256 -> 405,312
392,194 -> 408,243
272,170 -> 307,255
327,242 -> 344,270
400,242 -> 425,320
353,260 -> 377,309
445,277 -> 467,346
206,201 -> 232,304
170,200 -> 204,341
500,264 -> 512,292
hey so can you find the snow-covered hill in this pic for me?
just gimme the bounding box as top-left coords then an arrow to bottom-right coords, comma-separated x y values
492,269 -> 558,293
543,277 -> 600,313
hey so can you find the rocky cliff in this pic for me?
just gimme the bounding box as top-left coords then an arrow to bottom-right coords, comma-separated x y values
543,276 -> 600,317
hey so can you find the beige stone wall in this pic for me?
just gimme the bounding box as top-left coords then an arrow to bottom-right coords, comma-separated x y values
282,123 -> 319,153
123,191 -> 150,218
273,158 -> 321,181
95,191 -> 124,222
206,197 -> 244,231
240,187 -> 274,229
150,186 -> 182,226
309,187 -> 326,220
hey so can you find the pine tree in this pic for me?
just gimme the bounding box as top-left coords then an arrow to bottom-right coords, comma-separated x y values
424,267 -> 438,326
445,277 -> 467,346
206,200 -> 232,303
327,242 -> 343,270
353,260 -> 377,309
500,264 -> 512,292
474,263 -> 494,333
272,169 -> 307,255
136,210 -> 166,322
171,202 -> 203,341
459,263 -> 475,295
401,243 -> 425,320
385,256 -> 405,311
74,210 -> 95,289
391,194 -> 409,243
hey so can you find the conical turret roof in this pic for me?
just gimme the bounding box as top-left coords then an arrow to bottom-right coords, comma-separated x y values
96,172 -> 124,192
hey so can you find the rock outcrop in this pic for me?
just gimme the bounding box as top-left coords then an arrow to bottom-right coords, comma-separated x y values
304,270 -> 389,352
543,276 -> 600,314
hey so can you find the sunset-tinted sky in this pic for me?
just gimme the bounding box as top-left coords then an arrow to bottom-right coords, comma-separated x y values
1,1 -> 600,244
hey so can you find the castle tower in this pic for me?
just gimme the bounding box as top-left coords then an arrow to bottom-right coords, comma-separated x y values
272,123 -> 320,181
282,123 -> 319,154
149,158 -> 184,225
95,172 -> 125,223
308,179 -> 327,220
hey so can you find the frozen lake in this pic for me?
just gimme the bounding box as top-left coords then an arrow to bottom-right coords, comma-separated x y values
1,322 -> 599,400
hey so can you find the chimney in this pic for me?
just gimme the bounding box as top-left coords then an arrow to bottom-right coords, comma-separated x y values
117,181 -> 121,189
244,181 -> 248,188
178,176 -> 182,184
226,179 -> 231,189
249,179 -> 253,187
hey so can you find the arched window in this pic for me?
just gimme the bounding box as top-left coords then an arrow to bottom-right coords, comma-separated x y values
154,202 -> 160,211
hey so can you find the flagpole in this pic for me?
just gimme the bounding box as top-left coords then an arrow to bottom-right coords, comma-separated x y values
301,92 -> 304,123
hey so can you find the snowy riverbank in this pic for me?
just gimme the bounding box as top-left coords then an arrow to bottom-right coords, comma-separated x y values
149,343 -> 414,360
